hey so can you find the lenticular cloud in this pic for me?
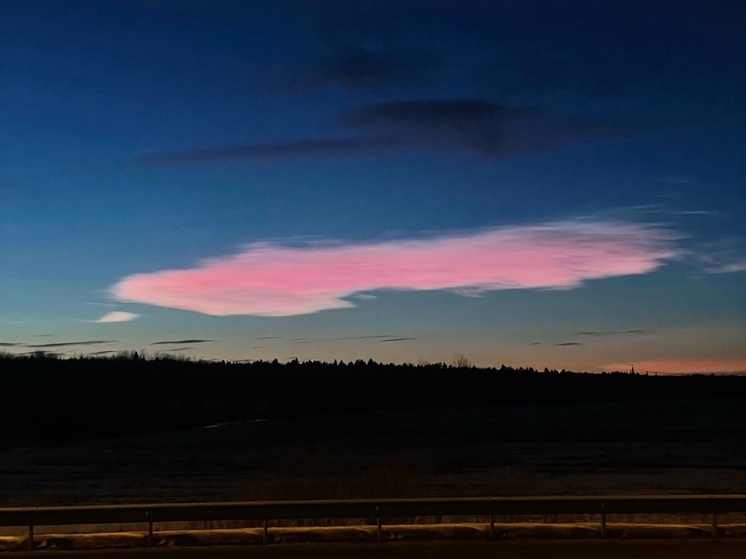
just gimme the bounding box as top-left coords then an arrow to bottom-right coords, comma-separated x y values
110,220 -> 679,317
93,311 -> 139,323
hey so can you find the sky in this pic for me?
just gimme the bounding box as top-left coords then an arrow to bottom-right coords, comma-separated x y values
1,0 -> 745,373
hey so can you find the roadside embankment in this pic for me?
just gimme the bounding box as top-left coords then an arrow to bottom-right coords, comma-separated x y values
2,522 -> 746,552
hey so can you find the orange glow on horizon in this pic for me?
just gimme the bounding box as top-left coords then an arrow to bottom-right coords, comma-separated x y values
604,357 -> 746,374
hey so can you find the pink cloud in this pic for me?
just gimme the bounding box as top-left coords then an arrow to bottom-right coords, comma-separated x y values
110,220 -> 679,317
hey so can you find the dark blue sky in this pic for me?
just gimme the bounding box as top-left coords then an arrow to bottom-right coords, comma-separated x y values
2,0 -> 745,372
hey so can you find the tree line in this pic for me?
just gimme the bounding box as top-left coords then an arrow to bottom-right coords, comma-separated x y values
1,352 -> 743,449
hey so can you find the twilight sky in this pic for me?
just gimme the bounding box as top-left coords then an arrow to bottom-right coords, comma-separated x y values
2,0 -> 745,373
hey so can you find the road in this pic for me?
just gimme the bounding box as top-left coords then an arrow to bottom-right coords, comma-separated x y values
3,540 -> 746,559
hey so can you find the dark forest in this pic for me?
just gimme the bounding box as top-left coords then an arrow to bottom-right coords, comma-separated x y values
2,353 -> 744,450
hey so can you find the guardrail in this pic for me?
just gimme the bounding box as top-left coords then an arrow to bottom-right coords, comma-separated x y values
2,495 -> 745,550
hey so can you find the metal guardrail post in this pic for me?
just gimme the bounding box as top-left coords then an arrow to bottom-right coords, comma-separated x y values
27,525 -> 33,550
489,514 -> 494,540
263,518 -> 268,544
712,513 -> 718,538
600,502 -> 607,538
376,506 -> 381,543
144,510 -> 153,547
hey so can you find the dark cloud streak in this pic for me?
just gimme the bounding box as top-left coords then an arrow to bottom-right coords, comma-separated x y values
139,137 -> 400,165
337,335 -> 400,340
379,337 -> 417,342
346,99 -> 518,125
151,339 -> 213,345
26,340 -> 116,348
345,99 -> 649,158
316,48 -> 439,89
577,330 -> 647,337
137,98 -> 648,165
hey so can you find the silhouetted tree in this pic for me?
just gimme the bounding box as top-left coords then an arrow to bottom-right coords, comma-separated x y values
451,353 -> 471,368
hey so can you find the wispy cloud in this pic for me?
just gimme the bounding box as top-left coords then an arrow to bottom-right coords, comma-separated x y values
690,240 -> 746,274
632,204 -> 718,218
281,48 -> 439,91
344,99 -> 648,158
379,337 -> 417,342
577,329 -> 646,337
337,335 -> 399,340
26,340 -> 116,348
658,177 -> 697,184
0,342 -> 24,347
705,258 -> 746,274
110,219 -> 679,317
139,137 -> 399,165
322,48 -> 437,88
138,99 -> 646,164
94,311 -> 139,323
677,210 -> 716,216
151,339 -> 213,345
554,342 -> 582,346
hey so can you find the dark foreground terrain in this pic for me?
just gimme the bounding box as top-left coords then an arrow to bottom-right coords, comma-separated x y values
2,354 -> 744,543
1,397 -> 744,507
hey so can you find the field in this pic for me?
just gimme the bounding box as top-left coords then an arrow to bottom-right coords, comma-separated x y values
3,398 -> 746,505
2,397 -> 744,507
